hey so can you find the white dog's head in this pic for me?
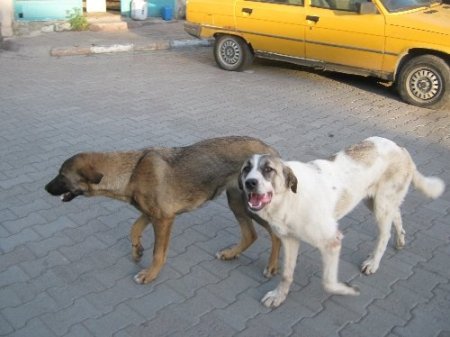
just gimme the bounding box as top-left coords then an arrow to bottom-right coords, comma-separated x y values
239,154 -> 297,212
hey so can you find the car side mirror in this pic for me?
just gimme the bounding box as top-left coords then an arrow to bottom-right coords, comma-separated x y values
357,2 -> 378,14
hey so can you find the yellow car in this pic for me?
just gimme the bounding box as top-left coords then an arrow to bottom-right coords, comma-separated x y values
185,0 -> 450,109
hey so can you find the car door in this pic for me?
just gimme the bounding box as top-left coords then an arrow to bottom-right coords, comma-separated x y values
234,0 -> 307,58
304,0 -> 386,71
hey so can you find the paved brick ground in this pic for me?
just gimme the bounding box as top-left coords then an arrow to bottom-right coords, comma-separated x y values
0,23 -> 449,337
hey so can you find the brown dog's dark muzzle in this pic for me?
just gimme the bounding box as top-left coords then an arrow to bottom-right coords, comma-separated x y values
45,175 -> 81,202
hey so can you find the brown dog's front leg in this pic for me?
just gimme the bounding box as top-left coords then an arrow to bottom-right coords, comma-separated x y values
217,189 -> 257,260
134,216 -> 174,284
264,231 -> 281,278
130,214 -> 150,262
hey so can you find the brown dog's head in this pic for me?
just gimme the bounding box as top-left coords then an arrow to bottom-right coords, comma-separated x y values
45,153 -> 103,202
239,154 -> 297,212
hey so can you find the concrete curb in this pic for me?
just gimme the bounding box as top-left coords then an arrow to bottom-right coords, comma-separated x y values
50,38 -> 212,57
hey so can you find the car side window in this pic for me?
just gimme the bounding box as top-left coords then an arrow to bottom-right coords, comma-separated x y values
311,0 -> 366,11
246,0 -> 304,6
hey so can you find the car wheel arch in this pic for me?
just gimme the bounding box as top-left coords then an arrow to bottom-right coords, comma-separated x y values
394,49 -> 450,82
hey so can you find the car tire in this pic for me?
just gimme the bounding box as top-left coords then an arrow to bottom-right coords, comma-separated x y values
397,55 -> 450,109
214,35 -> 254,72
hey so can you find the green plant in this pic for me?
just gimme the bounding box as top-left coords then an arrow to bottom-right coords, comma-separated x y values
67,8 -> 89,31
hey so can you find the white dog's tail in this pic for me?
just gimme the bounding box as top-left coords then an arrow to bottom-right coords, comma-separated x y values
412,170 -> 445,199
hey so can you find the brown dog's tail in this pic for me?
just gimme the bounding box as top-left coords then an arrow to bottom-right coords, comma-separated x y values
412,169 -> 445,199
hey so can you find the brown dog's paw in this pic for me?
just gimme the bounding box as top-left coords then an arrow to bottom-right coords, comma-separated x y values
263,265 -> 278,278
132,244 -> 144,262
215,248 -> 239,260
133,269 -> 156,284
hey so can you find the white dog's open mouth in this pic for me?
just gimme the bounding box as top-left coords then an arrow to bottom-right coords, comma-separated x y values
247,192 -> 272,211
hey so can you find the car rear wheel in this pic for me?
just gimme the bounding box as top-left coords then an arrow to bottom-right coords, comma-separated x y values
397,55 -> 450,109
214,35 -> 254,72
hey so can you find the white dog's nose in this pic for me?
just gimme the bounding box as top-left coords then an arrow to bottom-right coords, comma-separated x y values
245,178 -> 258,190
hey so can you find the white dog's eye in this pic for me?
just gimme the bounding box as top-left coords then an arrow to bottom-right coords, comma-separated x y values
263,166 -> 274,174
243,165 -> 251,173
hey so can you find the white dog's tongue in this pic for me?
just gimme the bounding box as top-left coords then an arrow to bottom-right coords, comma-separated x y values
248,193 -> 271,210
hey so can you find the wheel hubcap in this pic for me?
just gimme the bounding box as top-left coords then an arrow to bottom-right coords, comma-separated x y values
220,40 -> 240,65
409,69 -> 441,101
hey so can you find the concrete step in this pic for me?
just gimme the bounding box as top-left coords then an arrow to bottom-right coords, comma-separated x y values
86,13 -> 128,32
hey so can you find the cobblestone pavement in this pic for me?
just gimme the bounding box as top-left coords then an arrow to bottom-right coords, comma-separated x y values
0,31 -> 449,337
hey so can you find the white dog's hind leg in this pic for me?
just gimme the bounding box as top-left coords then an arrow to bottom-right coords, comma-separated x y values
392,209 -> 406,249
262,237 -> 300,308
362,203 -> 395,275
321,231 -> 359,295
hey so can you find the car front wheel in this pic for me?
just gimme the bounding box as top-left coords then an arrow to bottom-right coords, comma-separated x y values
214,35 -> 253,72
397,55 -> 450,109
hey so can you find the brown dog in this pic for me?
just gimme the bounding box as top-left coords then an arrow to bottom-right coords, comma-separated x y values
45,136 -> 281,284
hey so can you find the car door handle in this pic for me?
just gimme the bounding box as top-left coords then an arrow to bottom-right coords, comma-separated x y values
306,15 -> 320,22
242,7 -> 253,14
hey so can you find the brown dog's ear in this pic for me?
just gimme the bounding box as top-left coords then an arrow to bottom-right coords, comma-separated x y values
78,166 -> 103,184
283,165 -> 298,193
238,175 -> 243,190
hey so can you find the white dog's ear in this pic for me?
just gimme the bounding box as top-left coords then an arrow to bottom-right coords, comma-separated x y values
283,166 -> 298,193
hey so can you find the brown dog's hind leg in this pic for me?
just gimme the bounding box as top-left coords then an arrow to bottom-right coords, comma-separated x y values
130,214 -> 150,262
134,216 -> 174,284
216,189 -> 257,260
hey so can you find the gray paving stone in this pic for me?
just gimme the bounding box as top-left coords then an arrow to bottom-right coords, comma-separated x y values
6,317 -> 56,337
40,298 -> 100,336
294,300 -> 361,337
85,276 -> 151,312
215,293 -> 269,331
84,304 -> 145,337
64,324 -> 95,337
246,294 -> 314,335
400,267 -> 446,300
118,308 -> 192,337
59,235 -> 108,262
47,274 -> 108,308
0,265 -> 30,288
167,244 -> 214,275
2,292 -> 59,330
0,246 -> 35,272
0,313 -> 14,335
25,233 -> 74,257
166,265 -> 220,298
171,311 -> 238,337
206,269 -> 261,305
0,228 -> 41,253
2,213 -> 48,235
339,304 -> 407,337
19,250 -> 69,279
33,215 -> 78,238
126,284 -> 185,321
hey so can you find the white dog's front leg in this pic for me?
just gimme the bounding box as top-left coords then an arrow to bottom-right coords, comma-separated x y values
262,237 -> 300,308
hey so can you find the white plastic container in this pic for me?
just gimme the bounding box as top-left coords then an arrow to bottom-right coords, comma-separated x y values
131,0 -> 148,20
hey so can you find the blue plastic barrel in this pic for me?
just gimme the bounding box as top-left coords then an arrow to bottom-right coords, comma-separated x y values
161,6 -> 173,21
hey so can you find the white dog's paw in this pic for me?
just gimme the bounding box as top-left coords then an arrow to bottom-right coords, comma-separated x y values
396,229 -> 406,250
261,289 -> 287,308
324,282 -> 360,296
361,257 -> 380,275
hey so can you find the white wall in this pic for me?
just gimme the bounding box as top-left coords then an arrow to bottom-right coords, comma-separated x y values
0,0 -> 14,37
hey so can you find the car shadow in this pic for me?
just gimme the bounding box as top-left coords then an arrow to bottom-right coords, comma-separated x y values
255,58 -> 402,104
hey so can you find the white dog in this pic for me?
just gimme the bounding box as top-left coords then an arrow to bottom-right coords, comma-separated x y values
239,137 -> 445,308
